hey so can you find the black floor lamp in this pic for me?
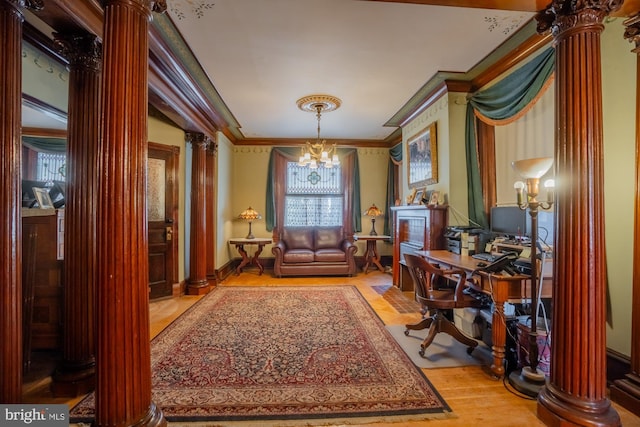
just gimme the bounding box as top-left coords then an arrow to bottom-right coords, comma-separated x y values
509,157 -> 554,396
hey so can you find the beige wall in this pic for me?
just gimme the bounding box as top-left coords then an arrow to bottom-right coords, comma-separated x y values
148,116 -> 187,285
215,132 -> 235,268
602,19 -> 636,355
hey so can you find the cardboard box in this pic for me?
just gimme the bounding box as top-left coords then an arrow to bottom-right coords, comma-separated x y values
453,307 -> 482,338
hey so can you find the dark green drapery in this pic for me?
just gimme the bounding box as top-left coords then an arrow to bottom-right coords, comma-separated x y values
22,136 -> 67,153
384,143 -> 403,238
265,147 -> 361,233
465,47 -> 555,228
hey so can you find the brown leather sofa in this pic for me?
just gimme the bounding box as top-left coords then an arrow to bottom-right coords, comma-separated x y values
272,226 -> 358,277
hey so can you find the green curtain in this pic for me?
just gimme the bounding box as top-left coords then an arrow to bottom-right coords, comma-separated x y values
22,136 -> 67,153
383,142 -> 403,238
265,147 -> 361,233
465,47 -> 555,228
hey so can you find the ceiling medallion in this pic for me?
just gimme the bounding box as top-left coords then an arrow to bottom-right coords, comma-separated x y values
296,94 -> 342,169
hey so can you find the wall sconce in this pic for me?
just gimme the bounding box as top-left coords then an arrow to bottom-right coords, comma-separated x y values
364,204 -> 383,236
238,206 -> 262,239
509,156 -> 554,396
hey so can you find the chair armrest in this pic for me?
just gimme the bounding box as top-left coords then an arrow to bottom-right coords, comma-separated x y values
272,241 -> 287,257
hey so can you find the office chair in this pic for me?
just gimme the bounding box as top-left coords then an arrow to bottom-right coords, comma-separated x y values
403,253 -> 481,357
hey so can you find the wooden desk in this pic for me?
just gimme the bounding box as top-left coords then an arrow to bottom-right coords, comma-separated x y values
229,238 -> 271,275
354,235 -> 390,273
416,250 -> 550,378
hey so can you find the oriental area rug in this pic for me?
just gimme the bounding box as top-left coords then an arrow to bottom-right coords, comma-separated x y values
70,286 -> 452,426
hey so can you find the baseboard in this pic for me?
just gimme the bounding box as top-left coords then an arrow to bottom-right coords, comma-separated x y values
607,347 -> 631,385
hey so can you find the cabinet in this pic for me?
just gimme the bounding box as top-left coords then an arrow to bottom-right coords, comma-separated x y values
390,205 -> 448,289
22,209 -> 63,352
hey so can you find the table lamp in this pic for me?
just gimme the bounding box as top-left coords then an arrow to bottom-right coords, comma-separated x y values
364,203 -> 383,236
509,156 -> 554,397
238,206 -> 262,239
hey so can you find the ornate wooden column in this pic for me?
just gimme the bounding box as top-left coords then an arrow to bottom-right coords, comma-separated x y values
610,13 -> 640,417
535,1 -> 621,425
205,139 -> 218,282
96,0 -> 165,425
50,33 -> 101,397
186,132 -> 210,295
0,0 -> 40,404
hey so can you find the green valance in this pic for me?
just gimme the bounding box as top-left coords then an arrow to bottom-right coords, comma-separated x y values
22,136 -> 67,153
465,47 -> 555,228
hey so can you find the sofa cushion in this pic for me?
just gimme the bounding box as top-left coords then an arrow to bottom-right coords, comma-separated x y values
315,248 -> 346,262
315,227 -> 343,249
283,249 -> 315,264
282,227 -> 314,250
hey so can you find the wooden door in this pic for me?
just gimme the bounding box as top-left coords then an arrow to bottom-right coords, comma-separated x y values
147,143 -> 179,299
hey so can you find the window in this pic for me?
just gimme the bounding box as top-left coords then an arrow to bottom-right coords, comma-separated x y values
284,162 -> 342,226
36,152 -> 66,184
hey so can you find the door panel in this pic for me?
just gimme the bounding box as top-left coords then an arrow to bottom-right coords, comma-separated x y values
148,143 -> 179,299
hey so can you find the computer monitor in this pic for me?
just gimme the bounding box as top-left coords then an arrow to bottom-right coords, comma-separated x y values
490,206 -> 528,238
48,180 -> 66,208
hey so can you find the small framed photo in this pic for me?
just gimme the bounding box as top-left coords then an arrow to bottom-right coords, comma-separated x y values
428,191 -> 440,206
414,188 -> 425,205
406,187 -> 417,205
33,187 -> 54,209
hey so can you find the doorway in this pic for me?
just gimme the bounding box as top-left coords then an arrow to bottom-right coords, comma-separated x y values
148,142 -> 179,299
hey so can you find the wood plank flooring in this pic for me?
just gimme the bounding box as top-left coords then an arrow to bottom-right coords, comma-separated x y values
24,269 -> 640,426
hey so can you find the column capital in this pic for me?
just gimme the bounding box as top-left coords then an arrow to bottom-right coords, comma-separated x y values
185,132 -> 211,149
624,13 -> 640,53
536,0 -> 623,36
54,33 -> 102,72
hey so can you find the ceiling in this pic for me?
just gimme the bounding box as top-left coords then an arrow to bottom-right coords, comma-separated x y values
164,0 -> 535,142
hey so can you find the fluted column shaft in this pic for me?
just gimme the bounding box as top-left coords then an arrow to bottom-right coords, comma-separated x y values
51,33 -> 101,397
610,13 -> 640,417
205,142 -> 217,281
186,132 -> 210,295
96,0 -> 165,425
536,1 -> 621,425
0,0 -> 28,403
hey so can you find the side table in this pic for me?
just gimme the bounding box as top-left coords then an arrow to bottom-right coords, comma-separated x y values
354,235 -> 390,274
229,237 -> 272,275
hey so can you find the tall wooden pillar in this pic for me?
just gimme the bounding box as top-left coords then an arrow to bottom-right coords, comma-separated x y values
50,33 -> 101,397
0,0 -> 40,403
535,2 -> 621,425
610,14 -> 640,417
186,132 -> 210,295
205,140 -> 218,282
96,0 -> 165,425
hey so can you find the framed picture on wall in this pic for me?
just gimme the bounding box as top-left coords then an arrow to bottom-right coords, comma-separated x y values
407,121 -> 438,188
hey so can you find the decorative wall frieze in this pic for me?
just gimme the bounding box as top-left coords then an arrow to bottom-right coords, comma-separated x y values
536,0 -> 623,36
233,146 -> 272,155
152,0 -> 166,14
53,33 -> 102,72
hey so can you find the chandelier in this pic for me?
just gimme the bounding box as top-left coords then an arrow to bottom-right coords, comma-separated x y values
296,94 -> 341,169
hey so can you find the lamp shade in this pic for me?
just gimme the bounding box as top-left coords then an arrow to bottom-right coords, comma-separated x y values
512,157 -> 553,179
364,204 -> 383,217
238,206 -> 262,221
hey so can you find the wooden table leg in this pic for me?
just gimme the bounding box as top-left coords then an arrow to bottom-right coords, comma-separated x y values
363,240 -> 384,273
235,244 -> 250,275
251,243 -> 266,275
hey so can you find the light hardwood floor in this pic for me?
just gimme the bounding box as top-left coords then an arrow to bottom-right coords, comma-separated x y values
25,269 -> 640,426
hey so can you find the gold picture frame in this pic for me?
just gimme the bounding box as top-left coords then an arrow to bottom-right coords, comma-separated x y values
407,121 -> 438,188
414,188 -> 425,205
406,187 -> 417,205
428,190 -> 440,206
